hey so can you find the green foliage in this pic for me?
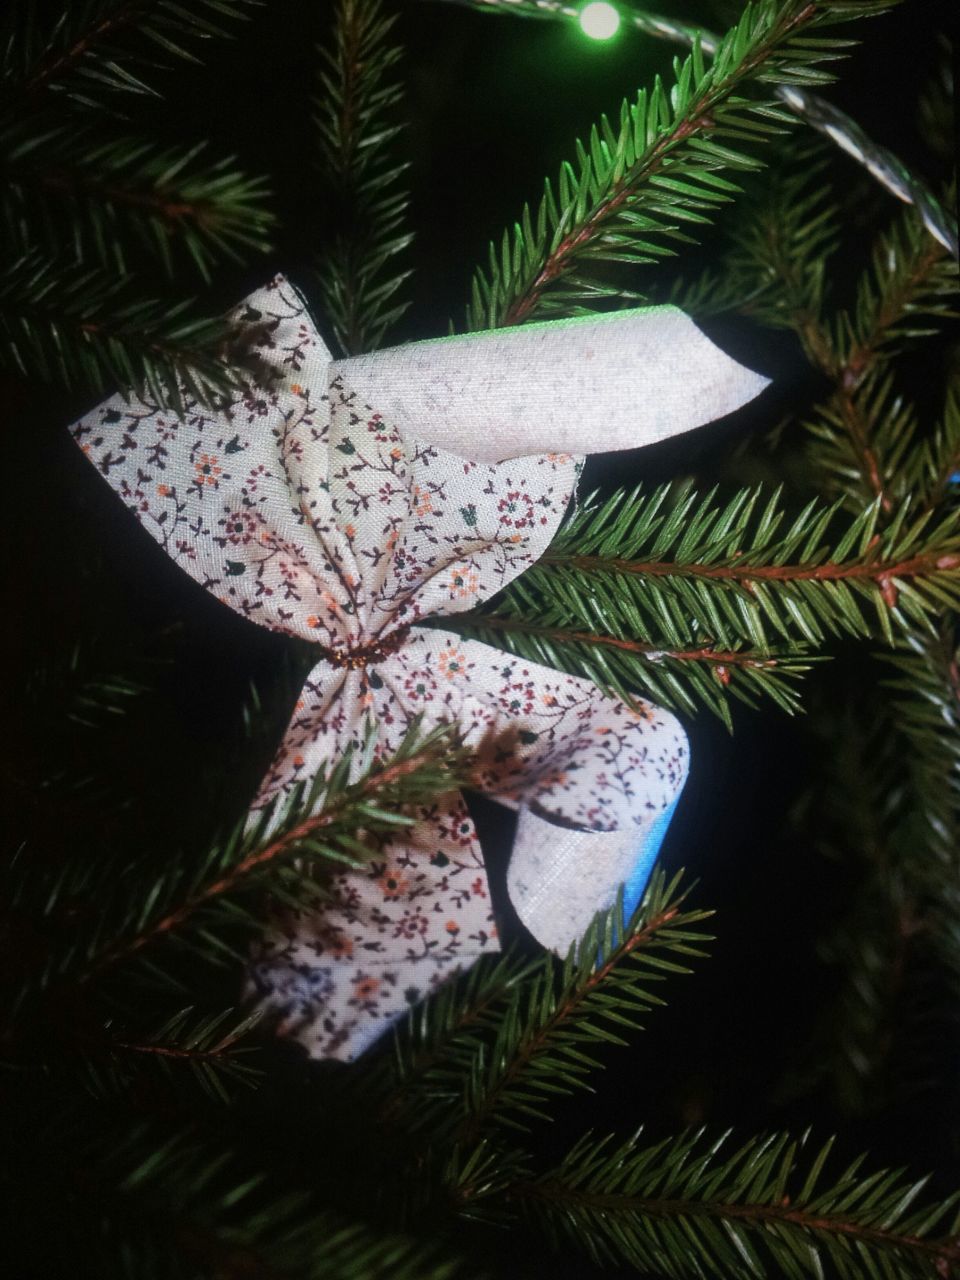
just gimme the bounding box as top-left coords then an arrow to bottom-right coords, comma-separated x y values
0,0 -> 273,407
454,874 -> 712,1137
440,481 -> 960,724
0,251 -> 244,409
0,0 -> 261,105
314,0 -> 413,354
466,0 -> 899,330
506,1128 -> 960,1279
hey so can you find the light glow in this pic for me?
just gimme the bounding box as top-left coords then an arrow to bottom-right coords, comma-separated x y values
579,2 -> 620,40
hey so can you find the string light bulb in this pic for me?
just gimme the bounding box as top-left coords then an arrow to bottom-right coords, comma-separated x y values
579,2 -> 620,40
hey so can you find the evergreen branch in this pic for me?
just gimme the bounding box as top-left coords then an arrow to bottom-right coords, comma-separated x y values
1,722 -> 468,1025
434,0 -> 957,253
466,0 -> 900,329
453,870 -> 713,1138
85,1006 -> 263,1102
0,0 -> 260,109
378,950 -> 543,1121
533,483 -> 960,651
84,720 -> 467,983
1,123 -> 274,279
835,196 -> 959,383
439,610 -> 811,727
496,1128 -> 960,1279
0,252 -> 246,410
906,375 -> 960,514
11,1115 -> 465,1280
314,0 -> 413,354
883,626 -> 960,985
732,156 -> 957,510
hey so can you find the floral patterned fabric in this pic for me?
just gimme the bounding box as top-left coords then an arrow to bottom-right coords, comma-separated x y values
70,275 -> 769,1060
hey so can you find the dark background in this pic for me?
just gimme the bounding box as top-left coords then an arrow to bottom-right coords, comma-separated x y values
4,1 -> 958,1269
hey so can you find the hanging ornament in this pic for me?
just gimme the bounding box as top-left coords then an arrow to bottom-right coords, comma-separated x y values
71,275 -> 768,1060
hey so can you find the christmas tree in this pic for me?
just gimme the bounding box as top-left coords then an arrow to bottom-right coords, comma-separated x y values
2,1 -> 958,1277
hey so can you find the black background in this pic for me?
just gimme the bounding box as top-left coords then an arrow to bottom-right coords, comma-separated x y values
4,1 -> 958,1272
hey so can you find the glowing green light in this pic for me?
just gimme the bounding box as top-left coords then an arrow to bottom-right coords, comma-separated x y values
579,2 -> 620,40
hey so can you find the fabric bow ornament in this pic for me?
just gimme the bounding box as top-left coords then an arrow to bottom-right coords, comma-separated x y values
71,275 -> 768,1061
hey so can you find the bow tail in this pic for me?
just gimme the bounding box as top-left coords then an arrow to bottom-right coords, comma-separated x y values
243,656 -> 498,1062
388,630 -> 690,955
247,789 -> 497,1061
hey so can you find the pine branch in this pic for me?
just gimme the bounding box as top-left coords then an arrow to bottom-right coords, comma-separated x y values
10,1114 -> 466,1280
905,375 -> 960,514
437,0 -> 957,253
439,481 -> 960,725
0,0 -> 260,110
1,122 -> 274,279
492,1128 -> 960,1280
314,0 -> 413,354
0,252 -> 247,411
466,0 -> 901,330
732,157 -> 958,510
82,1006 -> 263,1103
3,720 -> 467,1016
534,483 -> 960,648
442,610 -> 810,727
358,950 -> 545,1136
452,871 -> 712,1139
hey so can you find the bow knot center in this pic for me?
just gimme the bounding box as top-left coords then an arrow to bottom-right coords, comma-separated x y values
315,625 -> 411,670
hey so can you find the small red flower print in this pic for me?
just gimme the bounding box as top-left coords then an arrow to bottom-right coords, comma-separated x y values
437,647 -> 466,680
156,483 -> 171,497
448,567 -> 479,599
306,616 -> 320,629
328,933 -> 354,959
498,490 -> 535,529
353,974 -> 380,1000
344,523 -> 356,540
403,673 -> 434,703
377,869 -> 409,900
290,383 -> 303,395
412,485 -> 432,516
471,877 -> 486,897
292,754 -> 305,767
445,920 -> 460,935
194,453 -> 221,486
390,447 -> 402,461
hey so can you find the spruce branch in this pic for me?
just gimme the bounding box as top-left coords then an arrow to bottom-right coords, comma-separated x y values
10,1115 -> 466,1280
434,0 -> 956,254
440,482 -> 960,725
83,1006 -> 263,1103
314,0 -> 413,354
493,1128 -> 960,1279
3,720 -> 467,1014
452,871 -> 712,1139
0,0 -> 260,110
466,0 -> 902,330
0,252 -> 246,411
536,483 -> 960,647
1,123 -> 275,279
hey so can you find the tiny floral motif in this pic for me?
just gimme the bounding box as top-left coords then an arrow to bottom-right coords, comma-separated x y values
194,453 -> 222,486
437,646 -> 466,680
448,566 -> 479,599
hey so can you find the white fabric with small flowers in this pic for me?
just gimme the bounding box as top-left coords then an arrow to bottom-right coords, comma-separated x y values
71,275 -> 768,1061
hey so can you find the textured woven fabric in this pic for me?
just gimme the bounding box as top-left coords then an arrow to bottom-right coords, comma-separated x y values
70,275 -> 769,1061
